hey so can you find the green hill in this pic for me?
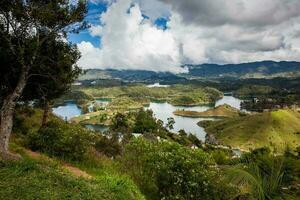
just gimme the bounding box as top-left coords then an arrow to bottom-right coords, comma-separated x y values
174,104 -> 241,118
202,109 -> 300,152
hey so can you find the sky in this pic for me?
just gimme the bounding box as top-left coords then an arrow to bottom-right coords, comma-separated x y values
70,0 -> 300,73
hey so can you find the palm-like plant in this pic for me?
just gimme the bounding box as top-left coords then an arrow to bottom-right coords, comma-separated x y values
226,156 -> 284,200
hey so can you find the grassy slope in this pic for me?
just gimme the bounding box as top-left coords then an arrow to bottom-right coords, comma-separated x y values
203,109 -> 300,152
174,104 -> 241,118
7,108 -> 145,200
0,154 -> 145,200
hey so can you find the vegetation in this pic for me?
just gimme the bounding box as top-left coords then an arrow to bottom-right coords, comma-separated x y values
0,0 -> 87,160
0,152 -> 145,200
174,104 -> 242,118
202,109 -> 300,152
26,120 -> 95,161
79,84 -> 223,106
1,106 -> 299,199
119,138 -> 233,200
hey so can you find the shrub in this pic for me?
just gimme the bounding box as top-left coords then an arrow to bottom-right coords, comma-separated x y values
120,138 -> 230,200
26,120 -> 95,160
95,133 -> 122,158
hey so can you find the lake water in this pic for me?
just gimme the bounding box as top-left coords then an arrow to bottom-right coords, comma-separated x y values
52,95 -> 242,140
146,102 -> 212,140
85,124 -> 109,133
146,95 -> 243,140
147,83 -> 170,88
52,101 -> 82,121
215,95 -> 242,110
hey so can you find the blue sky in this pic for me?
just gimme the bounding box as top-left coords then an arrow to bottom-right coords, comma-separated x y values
68,1 -> 168,47
68,1 -> 107,46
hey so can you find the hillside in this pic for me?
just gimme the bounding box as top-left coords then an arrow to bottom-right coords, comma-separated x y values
201,109 -> 300,152
174,104 -> 241,118
0,150 -> 145,200
185,61 -> 300,79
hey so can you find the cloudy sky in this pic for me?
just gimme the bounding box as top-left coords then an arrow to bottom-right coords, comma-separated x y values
70,0 -> 300,73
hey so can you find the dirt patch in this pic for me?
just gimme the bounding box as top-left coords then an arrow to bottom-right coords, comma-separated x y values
25,150 -> 92,179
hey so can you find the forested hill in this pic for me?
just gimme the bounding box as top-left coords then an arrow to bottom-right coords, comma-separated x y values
185,61 -> 300,78
79,61 -> 300,81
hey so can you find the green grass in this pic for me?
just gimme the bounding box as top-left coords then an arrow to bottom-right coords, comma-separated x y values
0,147 -> 145,200
203,109 -> 300,152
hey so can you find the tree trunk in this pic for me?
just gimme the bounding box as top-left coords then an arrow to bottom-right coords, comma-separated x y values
41,102 -> 49,127
0,68 -> 28,160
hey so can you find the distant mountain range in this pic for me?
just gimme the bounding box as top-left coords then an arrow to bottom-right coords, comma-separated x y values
79,61 -> 300,82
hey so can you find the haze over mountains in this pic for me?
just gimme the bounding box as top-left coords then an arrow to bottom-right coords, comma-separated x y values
79,61 -> 300,81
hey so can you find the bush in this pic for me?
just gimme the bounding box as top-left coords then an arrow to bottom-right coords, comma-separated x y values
26,120 -> 95,160
120,138 -> 231,200
95,133 -> 122,158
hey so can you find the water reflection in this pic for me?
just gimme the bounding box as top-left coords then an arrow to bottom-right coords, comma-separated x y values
146,102 -> 213,141
52,101 -> 82,120
215,95 -> 242,110
85,124 -> 109,133
52,95 -> 242,141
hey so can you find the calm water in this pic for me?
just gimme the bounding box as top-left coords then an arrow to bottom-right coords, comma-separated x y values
52,101 -> 82,120
146,83 -> 170,88
215,95 -> 242,110
146,95 -> 242,140
52,95 -> 242,140
146,102 -> 212,140
85,124 -> 109,133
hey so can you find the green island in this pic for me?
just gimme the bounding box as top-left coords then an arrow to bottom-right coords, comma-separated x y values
76,84 -> 223,106
200,109 -> 300,152
174,104 -> 242,118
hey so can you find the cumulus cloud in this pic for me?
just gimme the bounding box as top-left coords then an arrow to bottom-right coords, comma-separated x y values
78,0 -> 185,73
77,0 -> 300,72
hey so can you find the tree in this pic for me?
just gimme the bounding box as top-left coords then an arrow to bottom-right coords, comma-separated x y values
111,113 -> 131,133
133,110 -> 158,134
0,0 -> 87,160
166,117 -> 175,130
22,36 -> 82,127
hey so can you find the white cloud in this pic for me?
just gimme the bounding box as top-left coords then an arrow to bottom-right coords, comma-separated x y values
78,0 -> 185,73
77,0 -> 300,72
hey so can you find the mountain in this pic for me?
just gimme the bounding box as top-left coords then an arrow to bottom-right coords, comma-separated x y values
185,61 -> 300,79
78,61 -> 300,82
79,69 -> 185,83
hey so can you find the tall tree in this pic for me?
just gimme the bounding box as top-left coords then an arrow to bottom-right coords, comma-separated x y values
22,35 -> 82,127
0,0 -> 87,160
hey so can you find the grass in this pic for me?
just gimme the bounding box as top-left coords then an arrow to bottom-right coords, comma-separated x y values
0,156 -> 145,200
202,109 -> 300,152
0,143 -> 145,200
174,104 -> 241,118
7,108 -> 145,199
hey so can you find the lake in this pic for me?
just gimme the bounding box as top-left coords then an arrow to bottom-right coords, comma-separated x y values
52,95 -> 242,140
52,101 -> 82,121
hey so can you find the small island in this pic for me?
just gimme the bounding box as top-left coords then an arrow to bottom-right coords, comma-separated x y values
173,104 -> 242,118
